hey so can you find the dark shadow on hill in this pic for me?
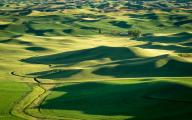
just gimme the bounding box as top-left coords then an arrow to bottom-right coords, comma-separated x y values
40,81 -> 192,120
109,21 -> 132,28
21,46 -> 138,64
80,26 -> 99,30
93,55 -> 168,67
181,41 -> 192,47
0,24 -> 9,30
0,39 -> 34,46
137,43 -> 192,53
169,15 -> 188,21
174,19 -> 192,26
137,32 -> 192,43
25,22 -> 54,36
28,69 -> 81,79
93,59 -> 192,77
25,46 -> 49,52
128,13 -> 159,20
63,29 -> 74,34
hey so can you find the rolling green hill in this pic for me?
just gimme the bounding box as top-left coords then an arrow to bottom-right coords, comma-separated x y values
0,0 -> 192,120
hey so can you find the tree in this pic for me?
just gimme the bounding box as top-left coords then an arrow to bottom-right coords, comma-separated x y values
98,28 -> 102,33
127,29 -> 142,38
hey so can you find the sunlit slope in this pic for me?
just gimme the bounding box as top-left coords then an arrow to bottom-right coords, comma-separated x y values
0,81 -> 30,120
0,2 -> 192,120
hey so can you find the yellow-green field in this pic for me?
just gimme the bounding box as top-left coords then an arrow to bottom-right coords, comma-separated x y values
0,2 -> 192,120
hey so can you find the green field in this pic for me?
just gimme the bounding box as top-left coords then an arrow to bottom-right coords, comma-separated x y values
0,0 -> 192,120
0,81 -> 30,120
27,79 -> 192,120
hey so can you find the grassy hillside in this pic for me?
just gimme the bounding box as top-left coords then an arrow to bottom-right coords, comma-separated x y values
0,81 -> 30,120
37,80 -> 192,120
0,0 -> 192,120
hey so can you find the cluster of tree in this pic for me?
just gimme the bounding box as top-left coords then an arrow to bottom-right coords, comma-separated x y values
127,29 -> 142,38
178,53 -> 192,57
111,29 -> 142,38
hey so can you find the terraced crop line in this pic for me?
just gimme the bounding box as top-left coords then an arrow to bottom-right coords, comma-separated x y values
10,72 -> 51,120
11,85 -> 45,120
10,72 -> 77,120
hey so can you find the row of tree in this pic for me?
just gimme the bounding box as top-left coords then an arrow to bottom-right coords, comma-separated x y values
98,28 -> 142,38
